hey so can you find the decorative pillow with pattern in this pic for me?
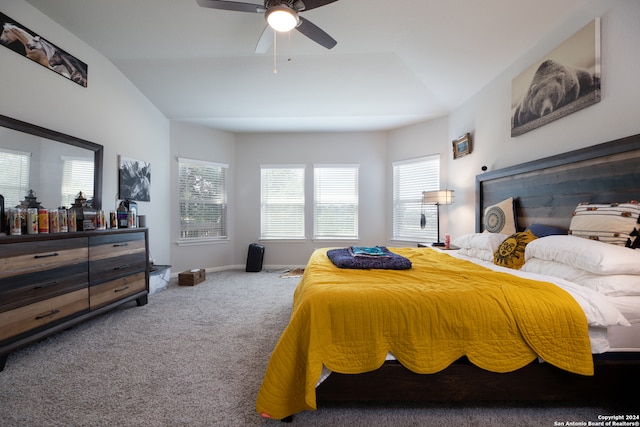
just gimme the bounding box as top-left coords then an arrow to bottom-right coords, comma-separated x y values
569,201 -> 640,248
483,197 -> 517,235
493,230 -> 537,269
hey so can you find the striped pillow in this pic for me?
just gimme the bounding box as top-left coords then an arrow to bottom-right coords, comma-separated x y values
569,201 -> 640,248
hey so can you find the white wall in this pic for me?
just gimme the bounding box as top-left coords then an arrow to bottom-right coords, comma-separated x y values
444,0 -> 640,238
1,0 -> 171,265
234,131 -> 387,268
169,121 -> 235,272
3,0 -> 639,271
385,116 -> 451,240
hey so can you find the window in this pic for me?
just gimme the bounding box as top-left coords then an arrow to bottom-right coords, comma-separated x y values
314,165 -> 359,239
261,166 -> 305,239
178,158 -> 228,241
392,155 -> 440,241
0,148 -> 31,208
61,156 -> 94,208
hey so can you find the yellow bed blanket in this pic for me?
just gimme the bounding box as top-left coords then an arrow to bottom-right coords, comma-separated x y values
256,247 -> 593,420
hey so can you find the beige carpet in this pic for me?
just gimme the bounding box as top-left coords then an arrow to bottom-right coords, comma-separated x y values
0,270 -> 627,426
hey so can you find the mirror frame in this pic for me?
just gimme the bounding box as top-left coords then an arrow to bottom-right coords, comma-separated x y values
0,114 -> 103,209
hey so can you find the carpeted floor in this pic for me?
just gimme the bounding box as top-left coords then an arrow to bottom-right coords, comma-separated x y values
0,270 -> 626,426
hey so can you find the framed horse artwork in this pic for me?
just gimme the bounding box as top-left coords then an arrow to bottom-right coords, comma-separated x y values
0,12 -> 88,87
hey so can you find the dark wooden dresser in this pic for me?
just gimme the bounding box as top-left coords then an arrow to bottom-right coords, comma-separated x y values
0,228 -> 149,371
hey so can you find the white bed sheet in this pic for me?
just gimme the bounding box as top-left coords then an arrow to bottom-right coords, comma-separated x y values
605,295 -> 640,324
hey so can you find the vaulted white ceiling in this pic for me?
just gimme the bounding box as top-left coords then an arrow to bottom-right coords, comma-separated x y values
24,0 -> 588,133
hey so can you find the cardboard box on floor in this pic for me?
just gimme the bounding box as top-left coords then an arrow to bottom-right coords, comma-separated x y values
178,269 -> 205,286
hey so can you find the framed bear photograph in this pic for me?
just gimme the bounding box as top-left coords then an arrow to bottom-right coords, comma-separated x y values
510,18 -> 601,137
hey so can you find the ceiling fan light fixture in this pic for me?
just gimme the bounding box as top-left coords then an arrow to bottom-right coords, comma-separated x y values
266,5 -> 299,32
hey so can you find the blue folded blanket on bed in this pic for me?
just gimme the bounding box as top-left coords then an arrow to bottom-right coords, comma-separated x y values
327,246 -> 412,270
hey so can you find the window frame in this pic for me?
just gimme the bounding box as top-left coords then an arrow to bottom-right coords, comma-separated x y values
313,164 -> 359,240
0,148 -> 31,209
177,157 -> 229,246
260,165 -> 306,241
392,154 -> 441,242
61,155 -> 94,209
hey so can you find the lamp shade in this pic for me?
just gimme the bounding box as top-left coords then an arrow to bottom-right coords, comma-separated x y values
266,5 -> 299,32
422,189 -> 454,205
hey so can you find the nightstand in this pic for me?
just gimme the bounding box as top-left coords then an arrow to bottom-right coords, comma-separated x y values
417,242 -> 460,250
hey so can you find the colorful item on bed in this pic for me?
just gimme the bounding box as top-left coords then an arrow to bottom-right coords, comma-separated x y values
327,246 -> 412,269
349,246 -> 388,257
256,247 -> 593,420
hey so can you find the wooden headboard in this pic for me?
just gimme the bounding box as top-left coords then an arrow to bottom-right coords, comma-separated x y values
476,133 -> 640,232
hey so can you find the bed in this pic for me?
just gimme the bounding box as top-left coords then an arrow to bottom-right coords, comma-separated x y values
256,133 -> 640,421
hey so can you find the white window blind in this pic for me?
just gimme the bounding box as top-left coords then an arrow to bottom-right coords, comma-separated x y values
314,165 -> 359,239
178,158 -> 228,240
392,155 -> 440,241
61,156 -> 94,208
0,148 -> 31,208
261,166 -> 305,239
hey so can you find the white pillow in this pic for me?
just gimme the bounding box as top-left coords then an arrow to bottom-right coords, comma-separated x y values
453,233 -> 509,262
524,235 -> 640,275
521,258 -> 640,296
453,233 -> 508,251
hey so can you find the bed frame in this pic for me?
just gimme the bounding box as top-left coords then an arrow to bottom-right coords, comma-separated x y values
314,133 -> 640,410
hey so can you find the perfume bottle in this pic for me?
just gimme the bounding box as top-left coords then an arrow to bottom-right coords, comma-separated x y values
117,201 -> 128,228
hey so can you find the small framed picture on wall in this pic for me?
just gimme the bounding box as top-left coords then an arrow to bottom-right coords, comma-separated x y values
452,133 -> 471,159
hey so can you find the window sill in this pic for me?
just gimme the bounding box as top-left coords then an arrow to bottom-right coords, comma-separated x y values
312,238 -> 360,243
258,238 -> 307,243
176,237 -> 229,247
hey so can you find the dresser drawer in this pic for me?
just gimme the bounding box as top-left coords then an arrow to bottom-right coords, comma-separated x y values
0,288 -> 89,342
89,232 -> 146,261
89,252 -> 147,284
0,238 -> 88,279
89,232 -> 146,284
89,271 -> 146,309
0,264 -> 88,313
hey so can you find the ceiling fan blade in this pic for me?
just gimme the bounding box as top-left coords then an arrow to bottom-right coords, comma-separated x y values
255,25 -> 274,54
296,16 -> 337,49
298,0 -> 339,11
196,0 -> 265,13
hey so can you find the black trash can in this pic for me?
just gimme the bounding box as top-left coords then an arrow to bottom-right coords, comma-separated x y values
246,243 -> 265,272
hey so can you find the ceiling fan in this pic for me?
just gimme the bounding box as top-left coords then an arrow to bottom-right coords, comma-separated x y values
196,0 -> 339,53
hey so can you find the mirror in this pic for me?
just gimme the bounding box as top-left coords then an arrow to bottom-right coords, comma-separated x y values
0,115 -> 103,211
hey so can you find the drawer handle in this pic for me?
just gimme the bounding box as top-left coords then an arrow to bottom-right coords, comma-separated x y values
114,285 -> 130,293
34,280 -> 60,290
35,309 -> 60,320
34,252 -> 59,259
114,264 -> 131,271
113,243 -> 129,247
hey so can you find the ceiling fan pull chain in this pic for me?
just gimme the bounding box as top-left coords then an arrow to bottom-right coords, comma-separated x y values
288,31 -> 292,62
273,30 -> 278,74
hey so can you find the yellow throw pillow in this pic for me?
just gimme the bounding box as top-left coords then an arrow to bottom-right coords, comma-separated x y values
494,230 -> 537,269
